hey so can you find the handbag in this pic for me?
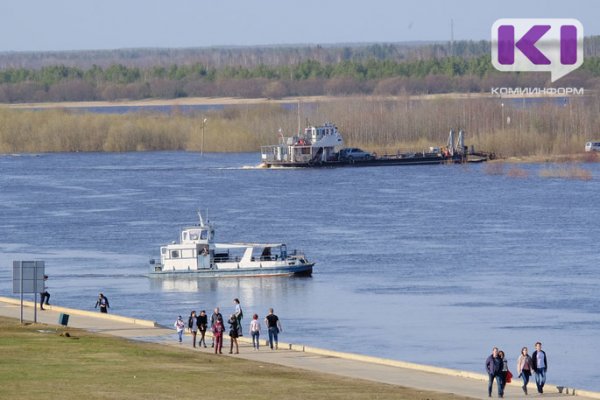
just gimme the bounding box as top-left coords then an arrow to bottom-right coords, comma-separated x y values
506,370 -> 513,383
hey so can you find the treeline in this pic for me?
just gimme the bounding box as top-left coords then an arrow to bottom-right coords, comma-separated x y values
0,41 -> 493,70
0,56 -> 494,85
2,55 -> 600,103
3,37 -> 600,70
2,95 -> 599,157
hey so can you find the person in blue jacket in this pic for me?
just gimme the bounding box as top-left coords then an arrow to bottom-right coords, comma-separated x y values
531,341 -> 548,394
485,347 -> 503,398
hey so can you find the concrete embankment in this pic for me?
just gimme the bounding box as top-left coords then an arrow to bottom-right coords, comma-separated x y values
1,296 -> 599,400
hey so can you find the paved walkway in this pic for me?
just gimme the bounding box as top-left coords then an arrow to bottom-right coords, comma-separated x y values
1,297 -> 598,400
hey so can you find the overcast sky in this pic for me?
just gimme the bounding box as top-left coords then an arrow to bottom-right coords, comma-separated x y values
1,0 -> 598,52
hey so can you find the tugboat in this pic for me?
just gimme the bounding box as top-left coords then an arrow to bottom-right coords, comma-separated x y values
260,122 -> 345,167
150,212 -> 314,277
260,123 -> 490,168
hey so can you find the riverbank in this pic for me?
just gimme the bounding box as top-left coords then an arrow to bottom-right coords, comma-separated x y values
2,297 -> 599,400
1,94 -> 597,156
0,93 -> 510,110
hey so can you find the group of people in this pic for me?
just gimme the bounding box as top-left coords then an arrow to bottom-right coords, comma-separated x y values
486,342 -> 547,397
174,298 -> 283,355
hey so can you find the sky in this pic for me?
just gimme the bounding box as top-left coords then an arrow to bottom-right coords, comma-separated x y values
0,0 -> 599,52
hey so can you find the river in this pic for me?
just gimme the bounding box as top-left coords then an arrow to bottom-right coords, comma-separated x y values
0,152 -> 599,390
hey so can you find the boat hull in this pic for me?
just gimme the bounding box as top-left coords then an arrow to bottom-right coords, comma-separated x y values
150,263 -> 314,278
263,155 -> 464,168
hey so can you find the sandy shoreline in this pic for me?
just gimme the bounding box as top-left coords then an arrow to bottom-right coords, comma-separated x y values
1,92 -> 531,110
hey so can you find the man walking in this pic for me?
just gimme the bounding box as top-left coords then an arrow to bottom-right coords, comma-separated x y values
531,341 -> 548,394
264,308 -> 282,350
485,347 -> 502,398
39,275 -> 50,310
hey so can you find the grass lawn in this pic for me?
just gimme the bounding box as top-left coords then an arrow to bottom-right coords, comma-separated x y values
0,317 -> 473,400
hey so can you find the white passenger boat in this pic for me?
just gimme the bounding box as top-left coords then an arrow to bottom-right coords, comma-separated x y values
150,212 -> 314,277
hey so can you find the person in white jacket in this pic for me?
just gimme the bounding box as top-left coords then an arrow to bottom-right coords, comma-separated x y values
249,314 -> 261,350
174,316 -> 185,343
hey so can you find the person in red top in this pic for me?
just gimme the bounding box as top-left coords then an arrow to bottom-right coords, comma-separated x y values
212,315 -> 224,354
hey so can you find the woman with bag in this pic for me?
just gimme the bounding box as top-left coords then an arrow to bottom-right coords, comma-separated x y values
198,310 -> 208,348
517,346 -> 533,395
228,314 -> 239,354
498,350 -> 509,398
188,310 -> 198,348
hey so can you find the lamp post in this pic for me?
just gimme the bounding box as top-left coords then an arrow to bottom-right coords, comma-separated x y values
201,118 -> 208,156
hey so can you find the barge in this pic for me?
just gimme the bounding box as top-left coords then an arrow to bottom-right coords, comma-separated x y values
260,123 -> 491,168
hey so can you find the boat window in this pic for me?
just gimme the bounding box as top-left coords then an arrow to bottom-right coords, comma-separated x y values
183,232 -> 188,241
189,230 -> 199,240
201,230 -> 207,240
171,250 -> 179,258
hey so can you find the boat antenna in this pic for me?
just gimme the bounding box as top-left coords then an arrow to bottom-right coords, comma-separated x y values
297,99 -> 301,135
197,210 -> 205,227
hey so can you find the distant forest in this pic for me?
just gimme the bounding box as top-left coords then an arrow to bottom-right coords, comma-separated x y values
2,38 -> 600,103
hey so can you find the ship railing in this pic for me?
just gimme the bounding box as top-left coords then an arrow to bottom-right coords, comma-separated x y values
261,145 -> 292,162
214,255 -> 241,263
288,249 -> 306,258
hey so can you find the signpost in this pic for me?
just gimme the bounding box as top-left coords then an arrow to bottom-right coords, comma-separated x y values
12,261 -> 45,324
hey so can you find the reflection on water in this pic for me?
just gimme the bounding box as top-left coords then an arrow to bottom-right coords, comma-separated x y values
148,275 -> 312,300
0,152 -> 599,390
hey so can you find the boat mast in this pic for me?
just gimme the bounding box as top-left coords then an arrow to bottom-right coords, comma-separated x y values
197,210 -> 205,227
297,99 -> 301,135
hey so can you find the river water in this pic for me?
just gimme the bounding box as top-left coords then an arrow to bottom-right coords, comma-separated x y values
1,152 -> 599,391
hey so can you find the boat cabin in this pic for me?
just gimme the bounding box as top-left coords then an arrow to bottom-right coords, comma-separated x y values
261,122 -> 344,165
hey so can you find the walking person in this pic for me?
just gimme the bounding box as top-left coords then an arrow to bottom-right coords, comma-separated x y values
234,298 -> 243,336
485,347 -> 502,398
531,341 -> 548,394
228,314 -> 239,354
188,311 -> 198,348
264,308 -> 282,350
39,275 -> 50,310
249,313 -> 261,350
174,315 -> 185,343
212,315 -> 224,354
497,350 -> 509,398
517,346 -> 533,395
95,293 -> 109,313
198,310 -> 208,348
210,307 -> 222,348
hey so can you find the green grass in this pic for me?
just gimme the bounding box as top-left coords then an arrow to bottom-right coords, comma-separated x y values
0,317 -> 472,400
